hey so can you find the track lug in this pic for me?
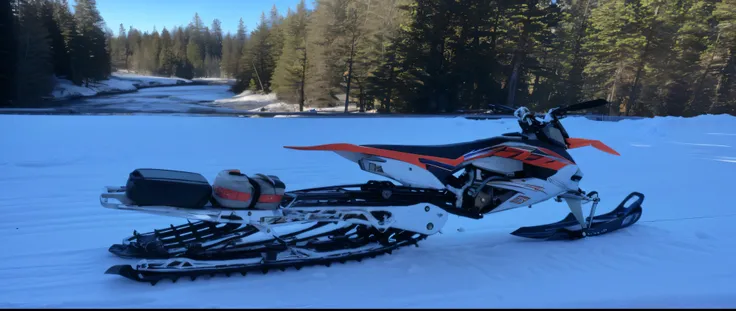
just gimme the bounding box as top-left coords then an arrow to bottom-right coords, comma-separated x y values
104,201 -> 437,284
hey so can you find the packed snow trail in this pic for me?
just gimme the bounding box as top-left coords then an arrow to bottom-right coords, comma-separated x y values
0,114 -> 735,308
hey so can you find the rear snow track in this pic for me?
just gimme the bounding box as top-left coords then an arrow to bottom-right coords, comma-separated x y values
0,114 -> 735,308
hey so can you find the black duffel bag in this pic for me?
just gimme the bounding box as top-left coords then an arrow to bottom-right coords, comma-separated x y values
125,168 -> 212,208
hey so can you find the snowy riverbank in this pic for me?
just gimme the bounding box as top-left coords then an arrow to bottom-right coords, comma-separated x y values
50,72 -> 198,101
211,90 -> 372,113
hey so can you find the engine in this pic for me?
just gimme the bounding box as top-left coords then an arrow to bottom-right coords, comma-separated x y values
456,167 -> 522,214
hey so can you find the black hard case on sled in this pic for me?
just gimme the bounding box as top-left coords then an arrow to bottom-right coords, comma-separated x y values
125,169 -> 212,208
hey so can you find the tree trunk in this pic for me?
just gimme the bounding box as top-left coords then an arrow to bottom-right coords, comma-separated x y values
385,53 -> 395,113
489,5 -> 502,56
471,22 -> 482,110
344,32 -> 356,113
359,84 -> 364,112
607,65 -> 622,115
299,37 -> 307,112
712,47 -> 736,113
505,0 -> 533,108
506,61 -> 521,108
690,31 -> 721,111
626,5 -> 659,116
565,0 -> 591,104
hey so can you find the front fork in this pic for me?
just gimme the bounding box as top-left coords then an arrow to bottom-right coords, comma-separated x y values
557,190 -> 600,230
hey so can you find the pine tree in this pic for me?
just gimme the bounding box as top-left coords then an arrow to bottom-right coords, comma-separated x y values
158,27 -> 175,75
365,0 -> 412,112
15,0 -> 54,105
8,0 -> 726,115
249,78 -> 258,91
54,0 -> 84,85
113,23 -> 130,70
1,0 -> 17,106
710,0 -> 736,115
636,0 -> 716,116
234,18 -> 248,73
221,33 -> 234,77
171,26 -> 187,59
271,0 -> 309,110
556,0 -> 595,107
186,13 -> 206,76
501,0 -> 559,108
186,37 -> 204,75
148,27 -> 161,72
583,0 -> 648,115
388,0 -> 456,113
268,5 -> 285,66
305,0 -> 375,110
40,0 -> 70,79
303,0 -> 338,107
232,37 -> 255,93
234,12 -> 278,93
210,18 -> 223,59
127,26 -> 143,71
73,0 -> 111,85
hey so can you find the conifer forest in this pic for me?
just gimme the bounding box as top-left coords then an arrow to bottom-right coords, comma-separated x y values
2,0 -> 735,116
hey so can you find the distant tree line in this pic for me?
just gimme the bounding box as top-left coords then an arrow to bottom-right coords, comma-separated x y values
2,0 -> 111,107
108,13 -> 224,80
2,0 -> 735,117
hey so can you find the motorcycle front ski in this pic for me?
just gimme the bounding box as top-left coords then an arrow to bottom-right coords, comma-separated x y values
510,192 -> 644,240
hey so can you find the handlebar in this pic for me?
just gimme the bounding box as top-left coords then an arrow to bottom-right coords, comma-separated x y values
513,106 -> 535,125
514,99 -> 609,125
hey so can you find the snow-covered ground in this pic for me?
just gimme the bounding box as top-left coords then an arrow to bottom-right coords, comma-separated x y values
1,114 -> 735,307
111,72 -> 192,87
212,91 -> 367,112
51,85 -> 239,114
51,72 -> 193,100
212,91 -> 285,111
192,77 -> 236,84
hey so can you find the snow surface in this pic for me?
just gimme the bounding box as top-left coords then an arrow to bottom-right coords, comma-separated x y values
212,91 -> 286,111
111,72 -> 192,87
52,85 -> 239,114
1,114 -> 735,307
193,77 -> 236,83
212,90 -> 369,112
51,73 -> 193,100
51,77 -> 138,99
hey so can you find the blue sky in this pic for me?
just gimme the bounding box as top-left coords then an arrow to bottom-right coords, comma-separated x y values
82,0 -> 313,35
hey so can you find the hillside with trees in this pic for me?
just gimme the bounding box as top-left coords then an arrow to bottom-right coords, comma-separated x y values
3,0 -> 735,117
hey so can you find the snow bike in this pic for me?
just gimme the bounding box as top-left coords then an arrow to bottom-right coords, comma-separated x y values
100,99 -> 644,285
